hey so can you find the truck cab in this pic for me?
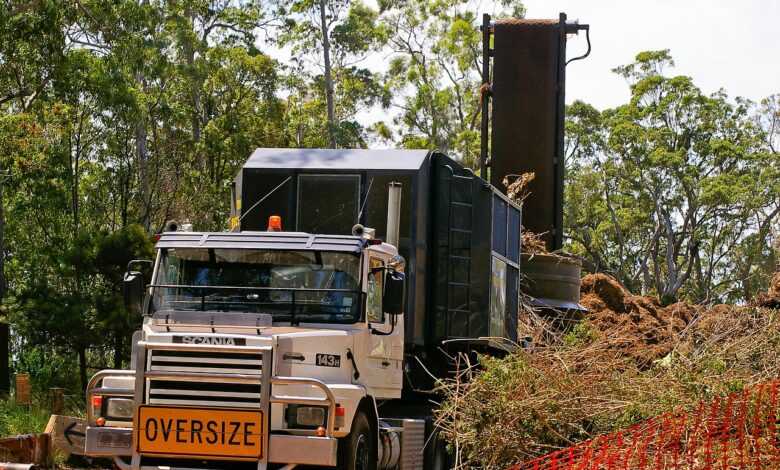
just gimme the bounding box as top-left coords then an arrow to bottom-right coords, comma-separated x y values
83,148 -> 523,470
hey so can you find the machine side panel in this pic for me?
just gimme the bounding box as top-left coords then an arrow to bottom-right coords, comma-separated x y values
490,19 -> 565,250
470,181 -> 493,339
428,154 -> 496,342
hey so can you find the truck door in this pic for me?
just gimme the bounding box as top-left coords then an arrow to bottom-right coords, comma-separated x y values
362,256 -> 403,396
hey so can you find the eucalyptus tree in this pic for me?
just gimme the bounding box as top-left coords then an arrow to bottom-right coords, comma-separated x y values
165,1 -> 273,158
0,1 -> 72,307
379,0 -> 524,168
276,0 -> 388,148
565,51 -> 780,304
0,0 -> 68,112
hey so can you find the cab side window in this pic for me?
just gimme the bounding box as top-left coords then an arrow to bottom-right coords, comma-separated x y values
367,258 -> 384,323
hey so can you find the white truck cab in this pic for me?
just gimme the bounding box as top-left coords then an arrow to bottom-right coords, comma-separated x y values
84,229 -> 427,470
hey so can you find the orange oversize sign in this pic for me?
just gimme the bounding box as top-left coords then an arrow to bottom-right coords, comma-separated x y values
136,406 -> 264,459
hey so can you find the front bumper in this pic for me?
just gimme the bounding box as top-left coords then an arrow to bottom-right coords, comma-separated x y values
85,341 -> 340,469
86,426 -> 337,468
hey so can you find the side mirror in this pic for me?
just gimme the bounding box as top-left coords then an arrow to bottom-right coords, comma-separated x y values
383,270 -> 405,316
123,271 -> 145,316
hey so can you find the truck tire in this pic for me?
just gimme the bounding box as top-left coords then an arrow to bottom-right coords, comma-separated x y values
429,430 -> 452,470
339,411 -> 376,470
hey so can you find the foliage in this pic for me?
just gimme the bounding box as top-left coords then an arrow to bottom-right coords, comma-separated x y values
276,0 -> 389,148
564,51 -> 780,304
0,398 -> 51,437
379,0 -> 523,167
11,346 -> 80,393
436,304 -> 780,468
0,0 -> 292,391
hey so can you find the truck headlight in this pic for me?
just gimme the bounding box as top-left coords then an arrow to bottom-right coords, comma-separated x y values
286,405 -> 326,428
106,397 -> 134,420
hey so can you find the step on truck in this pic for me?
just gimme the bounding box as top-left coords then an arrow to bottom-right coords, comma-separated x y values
83,148 -> 522,470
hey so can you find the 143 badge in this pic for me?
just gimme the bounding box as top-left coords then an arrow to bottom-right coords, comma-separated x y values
316,353 -> 341,367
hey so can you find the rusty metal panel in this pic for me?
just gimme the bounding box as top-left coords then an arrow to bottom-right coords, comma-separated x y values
0,434 -> 50,466
490,17 -> 565,250
14,374 -> 30,406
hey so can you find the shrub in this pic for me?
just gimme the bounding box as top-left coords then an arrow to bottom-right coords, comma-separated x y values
435,305 -> 780,469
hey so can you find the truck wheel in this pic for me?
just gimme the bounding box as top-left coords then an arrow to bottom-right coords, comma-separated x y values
339,411 -> 376,470
429,430 -> 452,470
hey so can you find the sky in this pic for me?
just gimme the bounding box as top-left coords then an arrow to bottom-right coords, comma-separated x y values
519,0 -> 780,109
349,0 -> 779,141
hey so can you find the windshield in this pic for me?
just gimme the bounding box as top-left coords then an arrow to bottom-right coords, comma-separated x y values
151,248 -> 361,324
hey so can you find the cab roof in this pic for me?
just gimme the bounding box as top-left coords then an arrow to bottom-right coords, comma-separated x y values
155,231 -> 365,253
243,148 -> 431,171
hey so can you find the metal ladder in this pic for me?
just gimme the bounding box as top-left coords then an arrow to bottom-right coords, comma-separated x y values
444,166 -> 475,338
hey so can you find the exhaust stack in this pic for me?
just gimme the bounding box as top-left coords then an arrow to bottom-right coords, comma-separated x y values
386,182 -> 402,248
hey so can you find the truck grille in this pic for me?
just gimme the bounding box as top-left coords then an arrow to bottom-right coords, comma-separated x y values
146,349 -> 263,409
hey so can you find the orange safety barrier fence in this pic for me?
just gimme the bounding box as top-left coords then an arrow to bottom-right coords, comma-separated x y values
510,379 -> 780,470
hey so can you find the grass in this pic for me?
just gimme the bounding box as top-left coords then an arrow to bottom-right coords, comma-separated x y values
0,395 -> 93,469
0,396 -> 52,437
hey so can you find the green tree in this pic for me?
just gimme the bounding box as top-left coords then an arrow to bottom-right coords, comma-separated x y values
380,0 -> 524,168
0,0 -> 287,389
0,1 -> 72,311
277,0 -> 388,148
565,50 -> 779,304
93,224 -> 154,368
0,1 -> 67,111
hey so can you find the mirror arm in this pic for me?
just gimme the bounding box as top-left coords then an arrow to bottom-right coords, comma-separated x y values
127,259 -> 153,272
370,314 -> 396,336
141,284 -> 152,317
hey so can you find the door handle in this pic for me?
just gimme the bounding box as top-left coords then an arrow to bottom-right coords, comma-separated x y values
283,352 -> 305,361
381,360 -> 391,367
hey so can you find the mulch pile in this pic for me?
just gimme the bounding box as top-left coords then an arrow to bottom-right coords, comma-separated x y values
578,270 -> 780,368
579,273 -> 698,368
753,272 -> 780,308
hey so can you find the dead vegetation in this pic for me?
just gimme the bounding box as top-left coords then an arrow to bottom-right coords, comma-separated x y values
503,173 -> 535,204
579,274 -> 697,368
436,272 -> 780,469
753,272 -> 780,308
503,173 -> 551,256
521,231 -> 548,255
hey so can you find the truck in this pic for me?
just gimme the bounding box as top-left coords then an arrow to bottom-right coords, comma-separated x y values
81,14 -> 590,470
83,149 -> 522,470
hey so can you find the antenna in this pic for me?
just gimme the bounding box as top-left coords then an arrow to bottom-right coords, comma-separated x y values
357,176 -> 374,223
239,176 -> 292,222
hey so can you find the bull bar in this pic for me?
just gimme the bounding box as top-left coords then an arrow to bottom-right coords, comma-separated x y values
85,341 -> 339,470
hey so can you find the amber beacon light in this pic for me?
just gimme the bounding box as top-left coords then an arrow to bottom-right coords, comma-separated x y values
268,215 -> 283,231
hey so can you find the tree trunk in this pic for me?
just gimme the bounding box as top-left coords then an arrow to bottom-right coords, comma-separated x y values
78,347 -> 87,392
0,171 -> 6,303
185,6 -> 201,144
135,101 -> 150,230
319,0 -> 337,148
136,0 -> 151,230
